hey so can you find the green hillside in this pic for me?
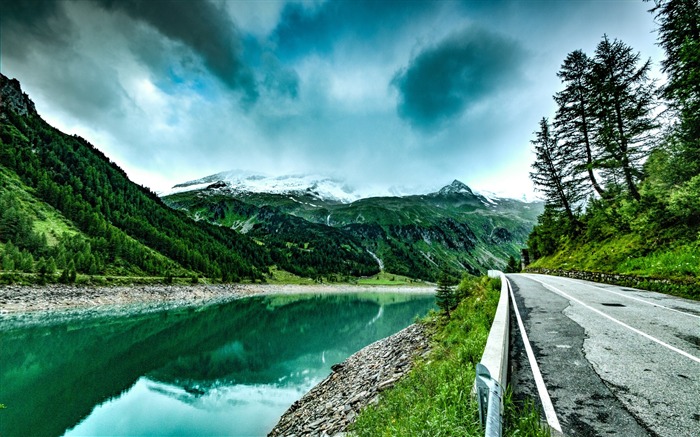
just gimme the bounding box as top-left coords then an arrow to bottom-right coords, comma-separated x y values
163,181 -> 543,281
164,193 -> 379,280
0,74 -> 274,283
525,4 -> 700,299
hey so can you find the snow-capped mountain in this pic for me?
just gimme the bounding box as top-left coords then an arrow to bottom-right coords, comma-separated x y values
167,171 -> 541,205
169,170 -> 365,203
435,180 -> 475,196
163,172 -> 544,280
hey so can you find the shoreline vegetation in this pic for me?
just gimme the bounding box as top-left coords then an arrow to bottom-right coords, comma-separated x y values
270,275 -> 549,436
525,3 -> 700,301
349,276 -> 548,436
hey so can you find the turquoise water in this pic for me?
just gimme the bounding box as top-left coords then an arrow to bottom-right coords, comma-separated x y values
0,292 -> 434,436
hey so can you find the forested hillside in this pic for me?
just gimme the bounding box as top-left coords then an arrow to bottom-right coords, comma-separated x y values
527,0 -> 699,297
164,194 -> 379,280
0,74 -> 275,283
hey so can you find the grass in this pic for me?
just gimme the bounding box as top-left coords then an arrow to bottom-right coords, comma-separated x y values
264,266 -> 316,285
0,271 -> 212,286
531,230 -> 700,279
530,232 -> 700,300
0,167 -> 80,246
0,265 -> 432,287
349,276 -> 550,437
356,271 -> 429,286
617,244 -> 700,277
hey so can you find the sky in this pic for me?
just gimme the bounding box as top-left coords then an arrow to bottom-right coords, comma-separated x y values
1,0 -> 664,198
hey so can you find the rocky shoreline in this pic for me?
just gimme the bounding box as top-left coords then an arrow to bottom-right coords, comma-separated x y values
0,283 -> 433,315
268,323 -> 431,437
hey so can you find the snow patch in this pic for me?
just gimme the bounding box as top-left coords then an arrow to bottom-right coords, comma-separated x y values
167,171 -> 368,203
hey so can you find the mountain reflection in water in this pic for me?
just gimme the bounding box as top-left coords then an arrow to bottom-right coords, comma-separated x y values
0,292 -> 434,436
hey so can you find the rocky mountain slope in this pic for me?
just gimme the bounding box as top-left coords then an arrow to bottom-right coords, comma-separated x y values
163,174 -> 544,280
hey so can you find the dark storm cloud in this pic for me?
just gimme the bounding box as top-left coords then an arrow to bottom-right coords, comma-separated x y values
1,0 -> 129,118
272,0 -> 433,59
94,0 -> 258,103
0,0 -> 74,59
392,27 -> 526,130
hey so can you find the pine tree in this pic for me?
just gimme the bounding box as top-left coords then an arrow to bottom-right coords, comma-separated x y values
554,50 -> 607,198
60,260 -> 77,284
505,255 -> 520,273
436,272 -> 457,317
530,118 -> 587,224
648,0 -> 700,178
46,256 -> 57,276
590,36 -> 659,200
36,257 -> 48,276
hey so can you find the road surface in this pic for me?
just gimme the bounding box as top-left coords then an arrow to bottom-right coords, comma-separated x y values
507,273 -> 700,437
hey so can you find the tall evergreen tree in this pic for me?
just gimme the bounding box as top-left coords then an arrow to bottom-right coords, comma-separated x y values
505,255 -> 520,273
590,36 -> 659,200
530,118 -> 587,223
435,271 -> 457,317
554,50 -> 607,198
648,0 -> 700,178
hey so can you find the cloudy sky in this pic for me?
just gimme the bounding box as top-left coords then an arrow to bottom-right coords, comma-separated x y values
1,0 -> 663,198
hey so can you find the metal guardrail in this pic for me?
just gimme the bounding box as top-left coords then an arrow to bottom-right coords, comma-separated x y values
475,270 -> 511,437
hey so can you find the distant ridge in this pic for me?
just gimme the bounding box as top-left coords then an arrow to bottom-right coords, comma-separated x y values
163,171 -> 544,280
168,170 -> 539,205
170,171 -> 361,203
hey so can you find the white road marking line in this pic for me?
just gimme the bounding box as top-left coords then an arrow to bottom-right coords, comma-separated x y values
526,275 -> 700,364
549,275 -> 700,320
506,276 -> 563,433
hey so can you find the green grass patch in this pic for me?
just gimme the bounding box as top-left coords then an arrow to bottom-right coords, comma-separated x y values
0,272 -> 213,286
531,232 -> 700,280
530,232 -> 700,300
350,276 -> 550,436
356,271 -> 428,286
264,266 -> 316,285
0,167 -> 79,246
617,244 -> 700,277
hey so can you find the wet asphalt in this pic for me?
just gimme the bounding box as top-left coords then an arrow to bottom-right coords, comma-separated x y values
507,273 -> 700,437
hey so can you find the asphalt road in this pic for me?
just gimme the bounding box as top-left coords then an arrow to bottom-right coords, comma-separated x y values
507,273 -> 700,437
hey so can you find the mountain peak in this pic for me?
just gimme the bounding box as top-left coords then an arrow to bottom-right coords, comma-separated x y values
437,180 -> 474,196
0,74 -> 36,118
169,170 -> 362,203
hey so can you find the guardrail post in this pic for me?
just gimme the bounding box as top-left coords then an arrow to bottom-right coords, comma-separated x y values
476,364 -> 503,437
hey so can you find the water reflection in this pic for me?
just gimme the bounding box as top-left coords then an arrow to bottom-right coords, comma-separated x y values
0,292 -> 434,436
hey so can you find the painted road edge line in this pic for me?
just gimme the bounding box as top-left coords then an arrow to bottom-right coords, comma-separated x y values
551,275 -> 700,320
506,276 -> 563,434
526,275 -> 700,364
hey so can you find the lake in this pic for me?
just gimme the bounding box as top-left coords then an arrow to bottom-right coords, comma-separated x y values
0,292 -> 435,436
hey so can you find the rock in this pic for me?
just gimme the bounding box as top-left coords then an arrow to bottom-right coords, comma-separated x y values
268,323 -> 430,437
